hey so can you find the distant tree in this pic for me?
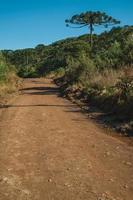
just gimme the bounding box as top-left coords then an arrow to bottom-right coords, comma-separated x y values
65,11 -> 120,47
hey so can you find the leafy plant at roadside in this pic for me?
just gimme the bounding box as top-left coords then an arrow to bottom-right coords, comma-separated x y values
116,76 -> 133,102
0,51 -> 19,97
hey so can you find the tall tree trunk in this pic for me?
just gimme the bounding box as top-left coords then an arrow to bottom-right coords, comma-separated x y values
26,53 -> 29,65
89,23 -> 93,48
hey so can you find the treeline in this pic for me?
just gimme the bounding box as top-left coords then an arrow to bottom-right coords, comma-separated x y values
3,26 -> 133,76
2,25 -> 133,133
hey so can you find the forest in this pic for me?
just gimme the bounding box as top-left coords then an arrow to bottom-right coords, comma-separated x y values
0,11 -> 133,134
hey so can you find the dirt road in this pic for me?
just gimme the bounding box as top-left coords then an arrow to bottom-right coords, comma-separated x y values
0,78 -> 133,200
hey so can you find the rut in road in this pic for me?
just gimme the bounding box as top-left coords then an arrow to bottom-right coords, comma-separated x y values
0,78 -> 133,200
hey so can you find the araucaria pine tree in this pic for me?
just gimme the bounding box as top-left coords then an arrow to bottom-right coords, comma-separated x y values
65,11 -> 120,47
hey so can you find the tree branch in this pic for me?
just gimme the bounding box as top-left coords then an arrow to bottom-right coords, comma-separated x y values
66,24 -> 88,29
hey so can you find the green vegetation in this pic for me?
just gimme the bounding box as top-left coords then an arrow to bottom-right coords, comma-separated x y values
0,51 -> 19,97
3,25 -> 133,78
2,11 -> 133,134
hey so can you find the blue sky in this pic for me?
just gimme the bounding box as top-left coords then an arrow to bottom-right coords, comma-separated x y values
0,0 -> 133,50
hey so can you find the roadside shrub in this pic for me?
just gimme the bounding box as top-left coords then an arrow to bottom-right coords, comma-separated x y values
0,64 -> 9,83
18,65 -> 39,78
115,76 -> 133,102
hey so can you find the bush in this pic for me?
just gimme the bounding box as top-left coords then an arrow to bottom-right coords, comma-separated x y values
115,76 -> 133,102
17,65 -> 39,78
0,64 -> 9,83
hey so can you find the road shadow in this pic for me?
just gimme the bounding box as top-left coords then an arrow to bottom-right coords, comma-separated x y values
0,83 -> 77,109
66,105 -> 133,137
0,104 -> 75,109
20,86 -> 60,96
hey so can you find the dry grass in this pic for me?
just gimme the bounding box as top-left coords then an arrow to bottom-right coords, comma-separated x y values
0,72 -> 20,97
87,67 -> 133,89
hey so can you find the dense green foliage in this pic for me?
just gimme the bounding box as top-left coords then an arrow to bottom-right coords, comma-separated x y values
3,25 -> 133,78
1,24 -> 133,133
2,26 -> 133,116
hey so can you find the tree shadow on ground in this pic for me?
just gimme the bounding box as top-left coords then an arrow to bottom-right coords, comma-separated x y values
0,104 -> 75,109
20,86 -> 60,96
66,106 -> 133,137
0,85 -> 77,109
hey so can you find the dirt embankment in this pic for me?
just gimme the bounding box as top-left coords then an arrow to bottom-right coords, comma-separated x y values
55,78 -> 133,139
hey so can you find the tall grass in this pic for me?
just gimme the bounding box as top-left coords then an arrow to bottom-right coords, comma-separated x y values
0,52 -> 19,97
86,68 -> 124,89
